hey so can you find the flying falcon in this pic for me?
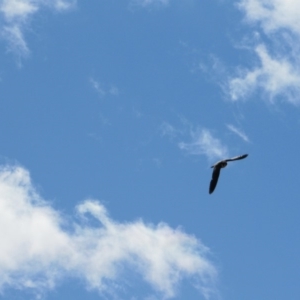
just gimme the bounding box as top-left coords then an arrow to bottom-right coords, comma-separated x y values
209,154 -> 248,194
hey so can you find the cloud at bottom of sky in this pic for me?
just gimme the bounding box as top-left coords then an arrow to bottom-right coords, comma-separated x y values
0,165 -> 218,299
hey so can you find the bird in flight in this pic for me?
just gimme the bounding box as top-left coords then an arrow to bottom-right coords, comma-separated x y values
209,154 -> 248,194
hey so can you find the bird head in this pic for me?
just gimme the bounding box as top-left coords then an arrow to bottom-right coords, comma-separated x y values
211,161 -> 228,168
220,161 -> 227,168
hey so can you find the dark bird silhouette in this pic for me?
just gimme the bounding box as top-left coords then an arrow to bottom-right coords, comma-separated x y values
209,154 -> 248,194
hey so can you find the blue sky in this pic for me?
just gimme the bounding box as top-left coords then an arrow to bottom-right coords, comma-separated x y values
0,0 -> 300,299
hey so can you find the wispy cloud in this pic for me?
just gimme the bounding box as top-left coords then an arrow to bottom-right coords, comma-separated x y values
1,25 -> 29,57
160,121 -> 229,161
90,78 -> 119,98
0,0 -> 75,58
228,0 -> 300,104
179,128 -> 228,161
129,0 -> 170,9
226,124 -> 249,142
160,122 -> 180,139
0,165 -> 218,299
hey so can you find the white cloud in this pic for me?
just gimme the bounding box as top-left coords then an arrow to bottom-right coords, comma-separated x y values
0,0 -> 74,22
109,85 -> 119,96
130,0 -> 170,9
90,78 -> 119,98
90,78 -> 106,97
0,165 -> 217,299
0,0 -> 75,57
160,122 -> 180,139
0,0 -> 38,21
226,124 -> 249,142
229,1 -> 300,104
228,44 -> 300,103
179,128 -> 228,160
238,0 -> 300,35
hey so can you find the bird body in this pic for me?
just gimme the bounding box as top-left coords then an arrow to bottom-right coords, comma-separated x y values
209,154 -> 248,194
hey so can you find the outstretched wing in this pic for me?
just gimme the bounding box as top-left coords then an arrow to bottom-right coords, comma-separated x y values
225,154 -> 248,162
209,166 -> 221,194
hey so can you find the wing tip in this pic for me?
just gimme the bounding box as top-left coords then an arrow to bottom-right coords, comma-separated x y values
209,184 -> 215,194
